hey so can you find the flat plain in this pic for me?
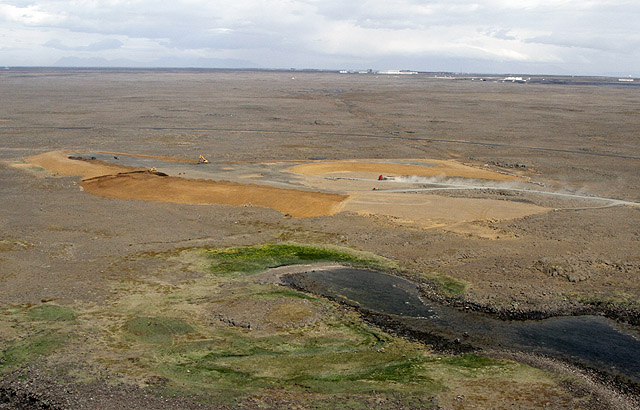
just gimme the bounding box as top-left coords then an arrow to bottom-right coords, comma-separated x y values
1,68 -> 639,409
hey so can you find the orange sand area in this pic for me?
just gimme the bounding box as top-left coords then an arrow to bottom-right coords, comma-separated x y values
289,160 -> 522,181
286,159 -> 546,236
81,172 -> 346,218
25,151 -> 347,218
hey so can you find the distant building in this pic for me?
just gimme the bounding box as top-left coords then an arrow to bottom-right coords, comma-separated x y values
379,70 -> 418,75
502,76 -> 527,83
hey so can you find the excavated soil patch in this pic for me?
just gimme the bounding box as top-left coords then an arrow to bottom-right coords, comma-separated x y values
26,150 -> 141,179
287,159 -> 547,235
23,151 -> 347,218
344,192 -> 548,234
21,151 -> 547,225
80,172 -> 346,218
289,159 -> 522,181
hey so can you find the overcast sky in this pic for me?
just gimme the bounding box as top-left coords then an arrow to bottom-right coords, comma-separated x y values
1,0 -> 639,76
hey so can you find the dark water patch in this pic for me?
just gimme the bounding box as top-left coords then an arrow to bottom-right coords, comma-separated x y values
283,268 -> 640,385
286,268 -> 436,318
508,316 -> 640,376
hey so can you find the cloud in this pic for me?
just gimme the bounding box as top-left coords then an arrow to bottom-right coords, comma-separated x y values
44,38 -> 124,51
1,0 -> 639,75
483,28 -> 516,41
53,55 -> 257,68
0,3 -> 64,25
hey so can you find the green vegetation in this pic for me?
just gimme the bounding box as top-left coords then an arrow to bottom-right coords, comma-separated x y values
0,244 -> 571,407
28,304 -> 77,321
441,353 -> 502,369
153,321 -> 440,401
0,304 -> 75,373
124,316 -> 195,343
421,272 -> 469,297
205,243 -> 391,275
0,332 -> 66,371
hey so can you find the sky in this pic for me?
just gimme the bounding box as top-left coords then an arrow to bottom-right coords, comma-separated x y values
1,0 -> 639,76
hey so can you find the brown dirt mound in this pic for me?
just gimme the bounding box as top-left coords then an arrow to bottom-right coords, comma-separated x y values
80,171 -> 346,218
289,159 -> 522,181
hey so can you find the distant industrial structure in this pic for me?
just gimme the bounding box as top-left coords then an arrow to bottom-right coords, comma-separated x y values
378,70 -> 418,75
339,69 -> 417,75
501,76 -> 528,83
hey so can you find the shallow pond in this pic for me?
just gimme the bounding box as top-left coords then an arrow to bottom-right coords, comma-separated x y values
283,268 -> 640,384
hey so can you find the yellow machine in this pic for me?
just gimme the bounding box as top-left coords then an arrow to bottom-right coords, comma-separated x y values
199,155 -> 209,163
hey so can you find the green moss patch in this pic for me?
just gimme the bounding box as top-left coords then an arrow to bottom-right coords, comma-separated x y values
421,273 -> 469,297
124,316 -> 195,343
441,353 -> 502,369
0,332 -> 66,371
205,244 -> 389,275
155,326 -> 439,400
28,304 -> 77,321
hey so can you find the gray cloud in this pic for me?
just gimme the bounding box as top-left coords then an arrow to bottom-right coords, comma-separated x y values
483,28 -> 516,41
1,0 -> 639,75
53,55 -> 257,68
44,39 -> 124,51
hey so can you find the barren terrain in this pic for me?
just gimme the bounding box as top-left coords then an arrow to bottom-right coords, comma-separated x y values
1,68 -> 639,409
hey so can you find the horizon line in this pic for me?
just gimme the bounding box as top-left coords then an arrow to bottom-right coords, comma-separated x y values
2,66 -> 638,79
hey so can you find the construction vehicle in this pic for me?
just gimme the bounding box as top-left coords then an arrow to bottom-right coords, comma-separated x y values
199,155 -> 209,163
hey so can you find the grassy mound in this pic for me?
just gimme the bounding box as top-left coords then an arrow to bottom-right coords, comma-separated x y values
28,304 -> 77,321
205,243 -> 389,275
0,332 -> 66,371
421,272 -> 469,297
124,316 -> 195,343
155,321 -> 442,400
